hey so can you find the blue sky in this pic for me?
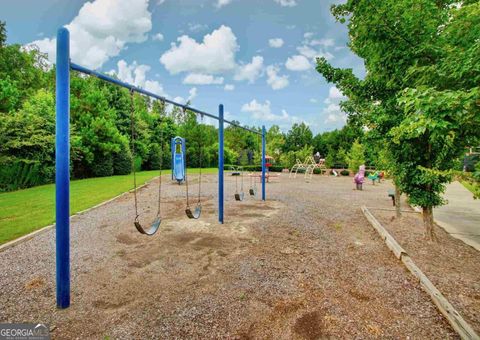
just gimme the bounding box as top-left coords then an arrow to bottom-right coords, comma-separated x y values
2,0 -> 365,134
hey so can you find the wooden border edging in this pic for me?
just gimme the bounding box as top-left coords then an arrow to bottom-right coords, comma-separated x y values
361,206 -> 479,340
0,177 -> 157,253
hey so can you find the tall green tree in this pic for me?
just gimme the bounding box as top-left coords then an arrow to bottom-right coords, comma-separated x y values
316,0 -> 480,240
284,122 -> 313,152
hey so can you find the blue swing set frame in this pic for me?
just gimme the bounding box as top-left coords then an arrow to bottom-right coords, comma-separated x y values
55,28 -> 266,308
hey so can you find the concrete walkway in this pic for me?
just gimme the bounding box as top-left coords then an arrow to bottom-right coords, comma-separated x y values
434,181 -> 480,251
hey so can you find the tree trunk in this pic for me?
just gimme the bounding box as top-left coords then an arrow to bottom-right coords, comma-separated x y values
395,185 -> 401,219
422,206 -> 436,241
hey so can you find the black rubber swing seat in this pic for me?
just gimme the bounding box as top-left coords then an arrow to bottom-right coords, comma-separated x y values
185,204 -> 202,219
249,188 -> 256,196
134,216 -> 161,236
235,192 -> 245,201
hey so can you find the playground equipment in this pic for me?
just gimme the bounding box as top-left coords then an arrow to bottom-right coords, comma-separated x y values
290,156 -> 323,181
54,28 -> 267,308
354,165 -> 366,190
367,171 -> 380,185
249,170 -> 257,196
185,112 -> 204,218
171,136 -> 186,184
130,90 -> 162,236
305,157 -> 326,181
234,166 -> 245,201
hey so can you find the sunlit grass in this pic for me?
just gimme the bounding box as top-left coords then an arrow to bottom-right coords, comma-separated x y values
0,168 -> 217,245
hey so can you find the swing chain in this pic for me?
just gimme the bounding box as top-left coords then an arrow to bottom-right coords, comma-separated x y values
129,89 -> 139,222
197,113 -> 204,204
183,107 -> 191,208
157,100 -> 165,218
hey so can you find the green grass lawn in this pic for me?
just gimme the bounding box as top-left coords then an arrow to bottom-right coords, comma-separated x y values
461,180 -> 478,196
0,168 -> 217,245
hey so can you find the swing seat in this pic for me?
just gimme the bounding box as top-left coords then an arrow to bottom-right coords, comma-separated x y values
134,216 -> 161,236
249,188 -> 256,196
235,192 -> 245,201
185,204 -> 202,219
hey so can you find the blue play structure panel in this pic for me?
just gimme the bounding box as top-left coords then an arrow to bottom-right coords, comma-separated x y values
174,153 -> 184,181
171,136 -> 186,183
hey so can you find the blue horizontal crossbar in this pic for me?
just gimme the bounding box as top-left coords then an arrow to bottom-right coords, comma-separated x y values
70,62 -> 261,135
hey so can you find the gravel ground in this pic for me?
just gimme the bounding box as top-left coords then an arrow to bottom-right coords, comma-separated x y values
0,174 -> 457,339
371,207 -> 480,335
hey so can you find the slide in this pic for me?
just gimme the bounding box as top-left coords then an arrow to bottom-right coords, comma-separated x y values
171,136 -> 186,184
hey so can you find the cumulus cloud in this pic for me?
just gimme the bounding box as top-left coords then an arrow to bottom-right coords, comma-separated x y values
234,56 -> 264,83
268,38 -> 284,48
285,55 -> 311,71
323,86 -> 347,124
160,25 -> 238,75
28,0 -> 152,69
183,73 -> 224,85
152,33 -> 164,41
215,0 -> 233,8
266,65 -> 289,90
274,0 -> 297,7
241,100 -> 290,122
110,60 -> 167,97
224,84 -> 235,91
310,98 -> 318,103
296,33 -> 336,62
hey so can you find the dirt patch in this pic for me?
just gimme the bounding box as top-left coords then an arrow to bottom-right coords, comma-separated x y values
371,208 -> 480,334
0,175 -> 458,338
293,310 -> 326,340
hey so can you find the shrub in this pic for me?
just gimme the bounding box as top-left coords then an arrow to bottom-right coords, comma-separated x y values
92,153 -> 114,177
0,161 -> 43,192
313,168 -> 324,175
113,141 -> 132,175
340,169 -> 350,176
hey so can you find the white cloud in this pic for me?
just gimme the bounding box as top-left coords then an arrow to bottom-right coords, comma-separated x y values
157,0 -> 166,4
328,86 -> 344,100
285,55 -> 311,71
234,56 -> 264,83
310,98 -> 318,103
111,60 -> 167,97
241,100 -> 290,121
188,87 -> 198,102
224,84 -> 235,91
310,38 -> 334,47
266,65 -> 289,90
323,86 -> 347,124
268,38 -> 284,48
152,33 -> 164,41
274,0 -> 297,7
160,25 -> 238,75
28,0 -> 152,69
188,23 -> 208,32
215,0 -> 233,8
183,73 -> 224,85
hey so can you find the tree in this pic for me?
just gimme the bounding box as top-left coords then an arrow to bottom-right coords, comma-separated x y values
347,139 -> 365,173
316,0 -> 480,240
266,125 -> 285,161
284,122 -> 313,152
0,21 -> 6,48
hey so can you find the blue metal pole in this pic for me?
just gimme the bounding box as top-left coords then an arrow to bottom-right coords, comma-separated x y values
261,125 -> 266,201
218,105 -> 224,223
55,27 -> 70,309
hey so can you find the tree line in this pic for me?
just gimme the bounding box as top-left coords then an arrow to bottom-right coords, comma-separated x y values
0,21 -> 381,192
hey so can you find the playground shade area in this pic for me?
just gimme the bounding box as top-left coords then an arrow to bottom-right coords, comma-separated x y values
0,175 -> 459,338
